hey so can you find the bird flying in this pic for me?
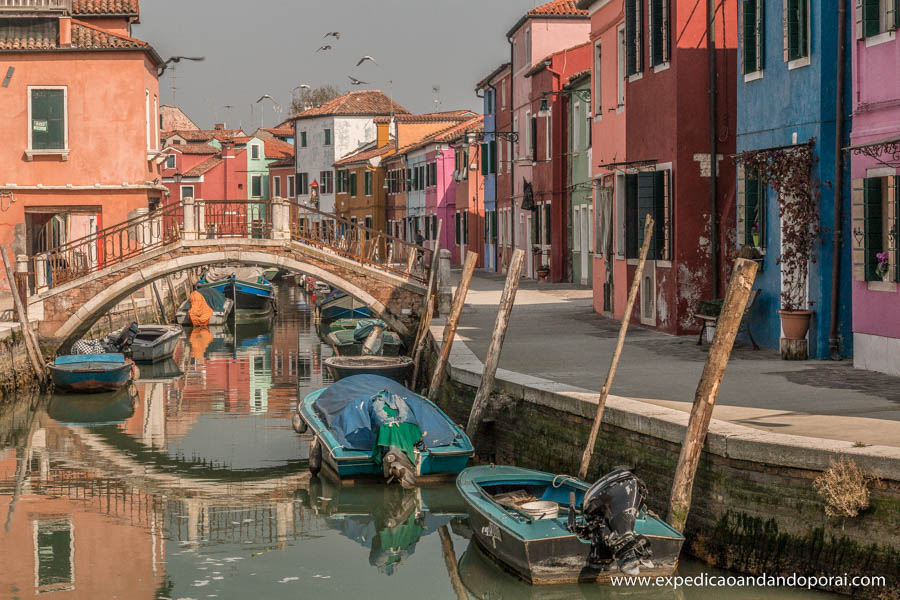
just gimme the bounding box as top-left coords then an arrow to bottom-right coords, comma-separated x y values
347,76 -> 369,86
256,94 -> 276,103
294,84 -> 310,92
323,31 -> 341,39
317,45 -> 332,52
157,55 -> 205,77
355,55 -> 378,67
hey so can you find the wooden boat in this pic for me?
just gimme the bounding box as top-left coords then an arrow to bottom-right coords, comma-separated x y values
325,318 -> 362,333
317,290 -> 372,321
49,353 -> 134,393
107,324 -> 182,363
201,267 -> 275,316
327,329 -> 403,356
176,296 -> 234,326
48,387 -> 135,426
296,374 -> 473,486
457,465 -> 685,585
324,355 -> 414,383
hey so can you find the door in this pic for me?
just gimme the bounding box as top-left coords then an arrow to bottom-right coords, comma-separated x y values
580,207 -> 590,284
525,213 -> 533,276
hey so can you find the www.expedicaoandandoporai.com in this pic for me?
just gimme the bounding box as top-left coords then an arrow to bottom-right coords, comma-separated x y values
610,572 -> 889,590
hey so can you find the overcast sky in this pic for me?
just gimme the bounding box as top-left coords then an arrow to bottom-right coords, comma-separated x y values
135,0 -> 540,131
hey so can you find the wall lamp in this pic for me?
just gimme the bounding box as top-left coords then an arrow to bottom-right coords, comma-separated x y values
538,89 -> 591,118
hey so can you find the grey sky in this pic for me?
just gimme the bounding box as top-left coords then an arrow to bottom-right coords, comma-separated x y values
135,0 -> 540,131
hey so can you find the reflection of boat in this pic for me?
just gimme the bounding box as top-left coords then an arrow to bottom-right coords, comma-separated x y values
324,355 -> 413,383
135,356 -> 183,382
327,329 -> 403,356
297,375 -> 473,486
49,354 -> 134,393
457,466 -> 684,585
108,324 -> 182,362
317,290 -> 372,321
48,387 -> 135,426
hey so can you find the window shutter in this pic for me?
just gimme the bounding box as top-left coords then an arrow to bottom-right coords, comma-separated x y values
890,176 -> 899,282
662,0 -> 670,62
636,0 -> 644,72
864,178 -> 884,281
783,0 -> 789,61
737,164 -> 747,244
757,1 -> 766,70
799,0 -> 809,58
855,0 -> 864,38
742,0 -> 755,73
626,0 -> 637,74
489,140 -> 497,174
864,0 -> 881,37
625,174 -> 639,258
637,172 -> 658,258
31,89 -> 65,150
531,116 -> 538,161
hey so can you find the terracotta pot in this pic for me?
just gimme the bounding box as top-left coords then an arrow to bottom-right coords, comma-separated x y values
537,269 -> 550,283
778,309 -> 812,340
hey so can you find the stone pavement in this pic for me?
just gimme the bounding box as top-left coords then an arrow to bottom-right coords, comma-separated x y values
451,270 -> 900,447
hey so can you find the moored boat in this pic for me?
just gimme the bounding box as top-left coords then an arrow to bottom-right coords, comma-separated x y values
324,355 -> 414,383
176,288 -> 234,326
457,465 -> 684,585
317,290 -> 372,321
49,353 -> 135,393
107,324 -> 182,363
295,374 -> 473,486
201,267 -> 275,317
327,328 -> 403,356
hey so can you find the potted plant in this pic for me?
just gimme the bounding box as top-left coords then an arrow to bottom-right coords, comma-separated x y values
875,252 -> 891,282
536,262 -> 550,282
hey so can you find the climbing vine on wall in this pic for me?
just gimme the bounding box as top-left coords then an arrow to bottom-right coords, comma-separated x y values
733,141 -> 819,311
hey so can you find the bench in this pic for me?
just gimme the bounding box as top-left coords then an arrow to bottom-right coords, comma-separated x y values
696,289 -> 760,350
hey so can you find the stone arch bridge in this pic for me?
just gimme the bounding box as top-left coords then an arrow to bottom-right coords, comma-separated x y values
25,198 -> 432,353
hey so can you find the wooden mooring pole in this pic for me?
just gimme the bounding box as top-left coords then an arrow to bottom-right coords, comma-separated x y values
427,251 -> 478,400
578,215 -> 654,480
410,220 -> 443,388
438,525 -> 467,600
465,248 -> 525,440
667,257 -> 758,532
1,247 -> 45,383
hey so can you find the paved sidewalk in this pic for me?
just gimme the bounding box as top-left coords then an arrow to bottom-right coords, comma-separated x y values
452,271 -> 900,447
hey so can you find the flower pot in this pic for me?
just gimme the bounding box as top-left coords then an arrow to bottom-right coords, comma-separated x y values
778,309 -> 812,340
537,269 -> 550,283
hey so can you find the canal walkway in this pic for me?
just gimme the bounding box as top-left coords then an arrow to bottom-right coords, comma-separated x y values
450,270 -> 900,448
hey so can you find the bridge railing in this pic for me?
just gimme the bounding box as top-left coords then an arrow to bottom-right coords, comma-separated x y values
287,200 -> 432,285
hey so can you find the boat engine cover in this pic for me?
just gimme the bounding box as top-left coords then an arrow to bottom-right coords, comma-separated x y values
575,469 -> 653,574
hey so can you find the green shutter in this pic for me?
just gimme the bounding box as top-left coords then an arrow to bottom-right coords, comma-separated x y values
481,144 -> 489,175
799,0 -> 809,57
651,0 -> 664,65
637,172 -> 658,258
625,0 -> 637,75
743,0 -> 757,73
736,164 -> 747,244
625,174 -> 639,258
31,89 -> 65,150
863,0 -> 881,36
787,0 -> 799,60
864,177 -> 884,281
758,1 -> 766,69
350,172 -> 357,197
489,140 -> 497,174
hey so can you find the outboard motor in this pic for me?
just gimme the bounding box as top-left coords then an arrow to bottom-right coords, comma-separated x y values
569,469 -> 654,575
109,321 -> 140,353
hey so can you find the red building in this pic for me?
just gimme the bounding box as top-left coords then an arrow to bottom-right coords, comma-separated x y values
525,42 -> 591,281
493,66 -> 514,272
161,142 -> 247,204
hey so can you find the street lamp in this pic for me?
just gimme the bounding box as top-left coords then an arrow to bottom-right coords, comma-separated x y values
173,172 -> 183,184
537,89 -> 591,118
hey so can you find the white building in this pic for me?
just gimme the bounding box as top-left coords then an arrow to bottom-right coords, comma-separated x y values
291,91 -> 408,214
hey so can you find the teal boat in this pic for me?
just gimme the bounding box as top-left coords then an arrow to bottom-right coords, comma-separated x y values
457,466 -> 684,585
327,328 -> 403,356
296,375 -> 473,486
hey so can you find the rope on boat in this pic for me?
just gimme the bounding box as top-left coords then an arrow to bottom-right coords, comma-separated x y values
552,474 -> 579,488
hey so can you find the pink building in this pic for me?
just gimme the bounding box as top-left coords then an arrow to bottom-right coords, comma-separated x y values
848,16 -> 900,376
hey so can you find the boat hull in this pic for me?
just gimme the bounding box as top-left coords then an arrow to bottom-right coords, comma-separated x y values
320,304 -> 372,321
176,298 -> 234,326
204,279 -> 274,312
123,325 -> 183,362
49,358 -> 133,393
324,356 -> 413,383
326,331 -> 402,357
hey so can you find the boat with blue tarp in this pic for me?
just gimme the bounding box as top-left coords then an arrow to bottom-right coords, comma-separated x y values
48,353 -> 134,393
200,266 -> 275,318
457,465 -> 685,585
317,289 -> 372,321
327,319 -> 404,356
296,374 -> 473,486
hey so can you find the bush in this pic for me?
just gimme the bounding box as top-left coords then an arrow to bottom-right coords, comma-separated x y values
813,457 -> 878,520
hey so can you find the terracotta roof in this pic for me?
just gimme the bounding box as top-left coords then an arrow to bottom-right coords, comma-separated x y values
373,111 -> 476,125
72,0 -> 139,16
259,127 -> 293,138
401,116 -> 484,153
70,19 -> 147,49
475,62 -> 511,90
264,138 -> 294,159
507,0 -> 588,36
167,143 -> 218,155
334,143 -> 394,167
566,69 -> 591,87
268,157 -> 295,169
0,17 -> 160,63
167,129 -> 245,142
291,90 -> 409,120
184,155 -> 223,177
160,105 -> 199,131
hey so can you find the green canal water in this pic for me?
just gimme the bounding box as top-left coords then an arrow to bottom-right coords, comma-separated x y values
0,283 -> 835,599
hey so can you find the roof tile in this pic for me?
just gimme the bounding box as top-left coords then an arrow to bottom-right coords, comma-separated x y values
527,0 -> 587,16
263,138 -> 294,159
183,155 -> 223,177
72,0 -> 139,16
292,90 -> 408,120
168,143 -> 218,155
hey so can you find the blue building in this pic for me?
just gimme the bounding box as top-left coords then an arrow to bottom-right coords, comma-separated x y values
735,0 -> 853,359
476,62 -> 510,272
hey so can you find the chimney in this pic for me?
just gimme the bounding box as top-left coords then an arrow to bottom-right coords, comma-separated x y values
376,120 -> 390,148
59,16 -> 71,48
214,123 -> 225,130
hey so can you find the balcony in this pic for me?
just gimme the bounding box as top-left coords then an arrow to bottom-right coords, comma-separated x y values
0,0 -> 71,16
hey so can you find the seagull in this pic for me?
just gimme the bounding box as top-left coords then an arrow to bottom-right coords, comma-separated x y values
355,55 -> 378,67
347,76 -> 369,86
256,94 -> 277,104
323,31 -> 341,39
157,55 -> 205,77
317,45 -> 332,52
293,84 -> 310,92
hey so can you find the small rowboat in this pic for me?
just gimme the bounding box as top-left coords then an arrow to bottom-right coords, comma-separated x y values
49,353 -> 134,393
327,329 -> 403,356
324,355 -> 414,384
457,465 -> 684,585
107,324 -> 182,363
317,290 -> 372,321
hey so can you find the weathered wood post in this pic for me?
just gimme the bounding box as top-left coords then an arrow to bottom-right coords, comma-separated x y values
438,525 -> 467,600
165,276 -> 179,322
667,257 -> 758,532
1,247 -> 44,382
410,221 -> 443,387
427,251 -> 478,400
578,214 -> 654,480
465,248 -> 525,439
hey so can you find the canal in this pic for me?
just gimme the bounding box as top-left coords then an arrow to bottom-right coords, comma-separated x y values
0,282 -> 835,599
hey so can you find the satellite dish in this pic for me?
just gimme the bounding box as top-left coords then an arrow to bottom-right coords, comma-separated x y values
368,156 -> 382,169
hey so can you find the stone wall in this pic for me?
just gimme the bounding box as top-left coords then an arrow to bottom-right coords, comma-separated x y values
425,325 -> 900,598
0,327 -> 38,399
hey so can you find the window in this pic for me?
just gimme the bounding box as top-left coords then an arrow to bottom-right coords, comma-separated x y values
501,81 -> 507,108
320,170 -> 333,194
324,128 -> 332,145
625,0 -> 643,76
649,0 -> 671,66
251,174 -> 263,198
165,154 -> 176,169
180,185 -> 194,200
480,141 -> 497,175
743,0 -> 765,74
28,87 -> 67,152
337,170 -> 348,194
785,0 -> 809,62
513,117 -> 520,159
525,28 -> 531,63
545,113 -> 551,161
486,89 -> 494,114
852,175 -> 898,282
543,203 -> 552,246
300,131 -> 307,147
858,0 -> 898,38
737,165 -> 766,249
617,26 -> 627,106
145,89 -> 151,150
273,175 -> 282,198
364,171 -> 373,196
490,210 -> 497,243
428,162 -> 437,187
530,113 -> 537,162
431,215 -> 438,240
34,519 -> 74,594
299,172 -> 309,195
349,171 -> 357,197
365,216 -> 373,238
594,41 -> 602,115
288,175 -> 295,197
456,212 -> 462,245
251,143 -> 260,160
624,170 -> 672,260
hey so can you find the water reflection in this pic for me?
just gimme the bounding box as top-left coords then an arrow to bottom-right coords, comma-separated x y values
0,281 -> 837,599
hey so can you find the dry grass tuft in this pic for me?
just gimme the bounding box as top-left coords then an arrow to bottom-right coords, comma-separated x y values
813,457 -> 879,520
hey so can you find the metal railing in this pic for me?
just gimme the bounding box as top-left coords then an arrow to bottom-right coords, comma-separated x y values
201,200 -> 272,239
0,0 -> 71,13
288,200 -> 432,284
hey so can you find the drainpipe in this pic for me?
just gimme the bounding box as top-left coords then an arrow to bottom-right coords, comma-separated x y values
708,0 -> 719,297
829,0 -> 847,360
490,81 -> 500,271
509,36 -> 516,259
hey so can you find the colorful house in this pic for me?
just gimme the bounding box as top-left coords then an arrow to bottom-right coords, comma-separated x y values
507,0 -> 590,278
847,5 -> 900,374
565,71 -> 593,286
735,0 -> 852,358
475,63 -> 510,272
161,142 -> 248,208
0,0 -> 164,292
451,118 -> 486,269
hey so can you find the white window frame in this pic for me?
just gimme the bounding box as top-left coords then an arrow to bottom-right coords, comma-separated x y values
180,185 -> 194,200
617,26 -> 626,111
273,175 -> 282,197
287,175 -> 295,198
26,86 -> 70,160
165,154 -> 176,169
545,112 -> 551,161
251,143 -> 261,160
250,174 -> 263,198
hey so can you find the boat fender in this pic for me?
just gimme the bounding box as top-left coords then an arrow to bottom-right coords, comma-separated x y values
291,413 -> 308,434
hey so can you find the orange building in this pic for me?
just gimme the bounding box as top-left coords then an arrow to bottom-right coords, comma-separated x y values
0,0 -> 165,292
449,118 -> 485,268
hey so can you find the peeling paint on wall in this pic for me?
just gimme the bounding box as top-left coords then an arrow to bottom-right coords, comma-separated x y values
677,262 -> 705,330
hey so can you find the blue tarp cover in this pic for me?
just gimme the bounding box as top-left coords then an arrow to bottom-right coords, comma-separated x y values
352,319 -> 387,342
313,375 -> 458,452
318,289 -> 346,306
55,353 -> 126,365
198,286 -> 228,312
